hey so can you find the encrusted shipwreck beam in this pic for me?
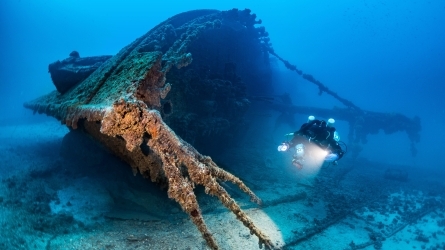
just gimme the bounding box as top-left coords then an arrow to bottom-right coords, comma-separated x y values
95,100 -> 271,249
24,9 -> 277,250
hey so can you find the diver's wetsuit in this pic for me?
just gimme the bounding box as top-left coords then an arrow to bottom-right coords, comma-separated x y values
289,119 -> 344,160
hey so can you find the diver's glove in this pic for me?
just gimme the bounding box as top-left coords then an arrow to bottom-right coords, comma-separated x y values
324,153 -> 339,162
277,142 -> 290,152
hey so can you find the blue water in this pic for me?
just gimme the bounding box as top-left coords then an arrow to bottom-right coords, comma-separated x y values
1,1 -> 445,249
2,0 -> 444,169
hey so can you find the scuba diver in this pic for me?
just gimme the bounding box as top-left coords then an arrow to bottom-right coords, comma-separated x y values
278,116 -> 346,169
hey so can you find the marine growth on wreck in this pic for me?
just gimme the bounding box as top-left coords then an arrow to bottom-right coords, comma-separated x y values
24,8 -> 422,250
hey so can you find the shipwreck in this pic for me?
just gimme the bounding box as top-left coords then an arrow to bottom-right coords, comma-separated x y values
24,8 -> 421,249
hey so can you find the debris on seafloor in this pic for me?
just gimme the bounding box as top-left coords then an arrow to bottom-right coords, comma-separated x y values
23,7 -> 424,250
24,9 -> 279,250
384,168 -> 409,182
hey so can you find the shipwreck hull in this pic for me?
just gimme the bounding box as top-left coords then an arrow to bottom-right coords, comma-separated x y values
25,9 -> 277,250
22,7 -> 422,250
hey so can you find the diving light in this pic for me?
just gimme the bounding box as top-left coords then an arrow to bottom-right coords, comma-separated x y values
333,131 -> 340,142
308,115 -> 315,122
278,143 -> 289,152
325,153 -> 339,162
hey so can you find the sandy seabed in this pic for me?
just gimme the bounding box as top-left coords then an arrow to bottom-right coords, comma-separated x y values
0,117 -> 444,250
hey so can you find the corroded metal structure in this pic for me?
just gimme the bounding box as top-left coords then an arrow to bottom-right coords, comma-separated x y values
25,9 -> 276,250
267,52 -> 421,157
24,7 -> 422,250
